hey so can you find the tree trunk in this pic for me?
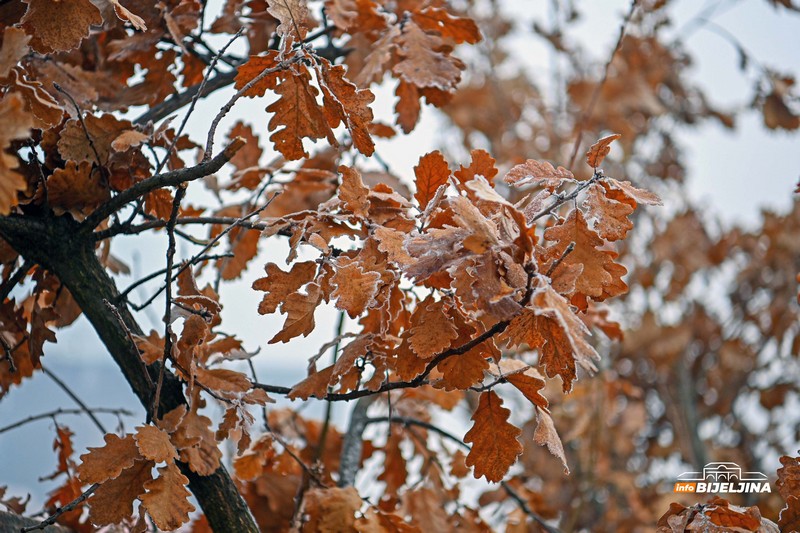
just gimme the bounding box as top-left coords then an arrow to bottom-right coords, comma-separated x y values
0,214 -> 258,532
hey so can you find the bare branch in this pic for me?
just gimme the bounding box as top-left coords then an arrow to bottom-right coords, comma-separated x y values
0,407 -> 133,435
20,484 -> 99,532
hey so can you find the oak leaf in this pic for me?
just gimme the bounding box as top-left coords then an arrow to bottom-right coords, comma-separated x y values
586,133 -> 621,169
331,257 -> 382,318
585,183 -> 634,241
268,0 -> 310,42
534,407 -> 569,473
46,160 -> 110,219
413,8 -> 482,45
21,0 -> 102,53
454,149 -> 498,186
87,459 -> 153,526
77,433 -> 142,485
779,496 -> 800,533
777,454 -> 800,501
140,463 -> 196,531
544,209 -> 628,304
393,20 -> 463,91
288,364 -> 335,400
267,67 -> 334,160
408,297 -> 459,358
504,159 -> 573,190
413,151 -> 450,210
318,61 -> 376,156
464,391 -> 523,482
253,261 -> 317,315
269,283 -> 323,343
0,94 -> 33,214
394,80 -> 421,134
0,27 -> 30,78
194,367 -> 252,394
234,53 -> 282,97
134,425 -> 178,463
301,486 -> 362,533
337,165 -> 370,217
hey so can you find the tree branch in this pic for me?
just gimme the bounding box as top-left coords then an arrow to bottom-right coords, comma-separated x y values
82,139 -> 245,230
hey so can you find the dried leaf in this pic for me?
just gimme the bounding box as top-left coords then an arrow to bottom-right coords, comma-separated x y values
269,283 -> 323,343
586,133 -> 621,169
21,0 -> 102,53
134,425 -> 178,463
88,459 -> 153,526
464,391 -> 522,483
77,434 -> 142,485
140,463 -> 196,531
0,94 -> 33,214
414,151 -> 450,210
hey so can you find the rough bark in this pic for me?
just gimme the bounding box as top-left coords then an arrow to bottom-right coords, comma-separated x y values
0,214 -> 258,533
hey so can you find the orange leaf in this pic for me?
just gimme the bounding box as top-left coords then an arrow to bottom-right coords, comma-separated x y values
134,425 -> 178,463
393,20 -> 463,91
408,297 -> 459,358
267,67 -> 334,160
140,463 -> 196,531
0,27 -> 30,79
331,257 -> 382,318
269,283 -> 324,344
586,133 -> 621,169
253,261 -> 318,315
234,53 -> 282,97
413,151 -> 450,210
412,7 -> 482,45
464,391 -> 522,483
267,0 -> 310,42
87,459 -> 153,526
77,433 -> 142,485
0,94 -> 33,214
318,61 -> 376,157
300,487 -> 362,533
504,159 -> 573,190
337,165 -> 370,218
534,407 -> 569,473
21,0 -> 102,53
47,160 -> 110,219
194,367 -> 252,394
288,365 -> 335,400
454,149 -> 498,186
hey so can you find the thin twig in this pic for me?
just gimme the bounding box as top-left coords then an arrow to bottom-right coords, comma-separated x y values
130,196 -> 277,312
315,311 -> 346,463
0,408 -> 133,435
0,259 -> 32,303
567,0 -> 638,169
152,184 -> 187,422
20,483 -> 99,532
41,365 -> 108,435
155,29 -> 244,175
116,253 -> 233,304
546,241 -> 575,277
204,54 -> 304,160
53,83 -> 103,169
83,138 -> 245,230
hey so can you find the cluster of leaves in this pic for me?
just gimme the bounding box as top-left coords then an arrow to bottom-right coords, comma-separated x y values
1,0 -> 800,531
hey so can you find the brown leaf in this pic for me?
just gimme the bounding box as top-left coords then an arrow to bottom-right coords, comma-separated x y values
779,496 -> 800,533
77,433 -> 142,485
109,0 -> 147,31
408,297 -> 459,358
586,133 -> 621,169
288,364 -> 335,400
140,463 -> 196,531
253,261 -> 317,315
88,459 -> 153,526
777,454 -> 800,501
134,425 -> 178,463
0,27 -> 30,78
267,67 -> 334,160
194,367 -> 252,394
318,61 -> 375,156
454,149 -> 498,186
414,151 -> 450,210
504,159 -> 573,190
395,80 -> 421,134
412,7 -> 482,45
393,20 -> 463,91
331,257 -> 382,318
0,94 -> 33,214
46,160 -> 110,219
337,165 -> 370,217
269,283 -> 324,343
300,486 -> 362,533
534,407 -> 569,473
268,0 -> 310,42
585,183 -> 634,241
464,391 -> 523,482
21,0 -> 102,53
234,53 -> 282,97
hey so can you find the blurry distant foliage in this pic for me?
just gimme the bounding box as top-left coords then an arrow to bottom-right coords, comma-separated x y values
1,0 -> 800,531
